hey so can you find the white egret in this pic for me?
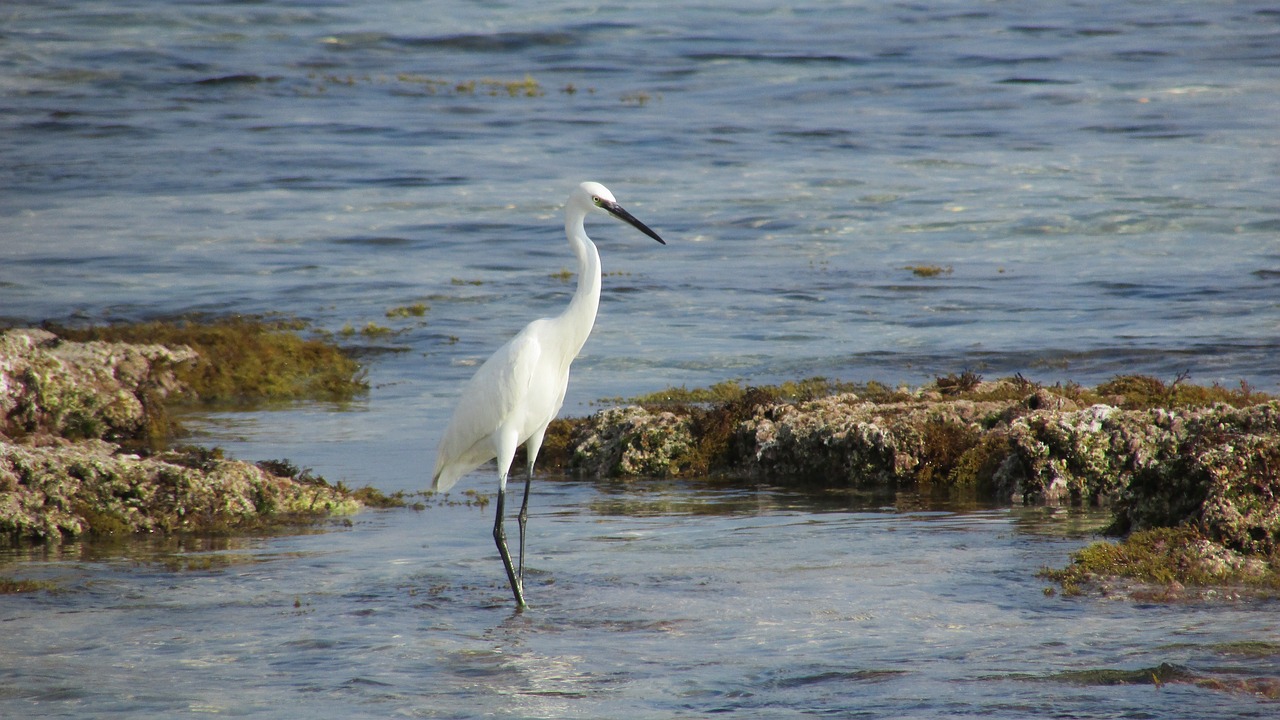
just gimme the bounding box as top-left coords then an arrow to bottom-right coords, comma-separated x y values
431,181 -> 666,609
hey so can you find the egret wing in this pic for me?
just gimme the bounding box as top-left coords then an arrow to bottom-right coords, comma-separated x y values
431,328 -> 542,491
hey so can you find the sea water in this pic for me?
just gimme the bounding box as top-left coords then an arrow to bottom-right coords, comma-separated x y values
2,1 -> 1279,717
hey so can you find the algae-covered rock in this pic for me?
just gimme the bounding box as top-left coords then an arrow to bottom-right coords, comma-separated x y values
568,405 -> 695,477
0,326 -> 365,543
989,401 -> 1280,555
558,378 -> 1280,560
560,378 -> 1280,597
1040,526 -> 1280,600
745,393 -> 917,485
998,404 -> 1130,504
739,392 -> 1013,487
0,438 -> 358,541
0,328 -> 195,444
1111,403 -> 1280,555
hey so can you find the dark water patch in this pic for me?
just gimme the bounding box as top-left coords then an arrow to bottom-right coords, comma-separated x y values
706,124 -> 754,137
19,119 -> 156,140
892,80 -> 956,91
758,666 -> 906,689
1113,49 -> 1173,61
957,54 -> 1060,67
395,31 -> 578,52
684,51 -> 865,65
192,74 -> 281,86
1080,123 -> 1195,139
998,77 -> 1078,85
1007,25 -> 1061,35
775,128 -> 859,142
869,283 -> 955,295
1008,26 -> 1124,38
1129,18 -> 1212,29
1079,280 -> 1228,303
330,236 -> 414,248
939,127 -> 1009,139
269,176 -> 348,190
352,175 -> 449,188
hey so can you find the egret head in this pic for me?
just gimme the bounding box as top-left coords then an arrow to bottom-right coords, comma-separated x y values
572,181 -> 666,245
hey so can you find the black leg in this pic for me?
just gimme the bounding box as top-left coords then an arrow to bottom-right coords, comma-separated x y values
492,486 -> 526,609
517,465 -> 533,582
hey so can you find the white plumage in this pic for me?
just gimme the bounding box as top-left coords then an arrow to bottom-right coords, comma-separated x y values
430,181 -> 665,609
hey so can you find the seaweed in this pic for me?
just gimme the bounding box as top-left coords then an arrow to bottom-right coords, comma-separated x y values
43,316 -> 368,406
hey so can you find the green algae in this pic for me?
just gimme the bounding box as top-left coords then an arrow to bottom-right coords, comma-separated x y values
386,302 -> 429,318
904,264 -> 953,278
44,316 -> 368,407
624,377 -> 904,408
341,321 -> 397,339
1039,526 -> 1280,599
1092,372 -> 1270,410
1037,661 -> 1191,686
0,577 -> 58,594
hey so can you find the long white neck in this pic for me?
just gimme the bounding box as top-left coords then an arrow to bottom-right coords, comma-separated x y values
556,211 -> 602,360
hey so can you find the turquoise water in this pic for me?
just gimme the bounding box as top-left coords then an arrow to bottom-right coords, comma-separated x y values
2,1 -> 1280,716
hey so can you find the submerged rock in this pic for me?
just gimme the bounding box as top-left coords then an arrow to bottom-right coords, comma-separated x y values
1039,525 -> 1280,600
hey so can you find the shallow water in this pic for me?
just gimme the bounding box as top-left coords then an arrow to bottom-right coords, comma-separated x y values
4,483 -> 1279,719
3,1 -> 1280,717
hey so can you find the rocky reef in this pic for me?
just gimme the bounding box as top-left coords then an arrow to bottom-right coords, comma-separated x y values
6,320 -> 1277,597
545,375 -> 1280,596
0,327 -> 363,543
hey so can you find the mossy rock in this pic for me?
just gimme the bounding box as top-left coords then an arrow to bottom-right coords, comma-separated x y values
1110,403 -> 1280,555
1040,526 -> 1280,599
44,316 -> 368,405
0,439 -> 360,542
0,328 -> 195,446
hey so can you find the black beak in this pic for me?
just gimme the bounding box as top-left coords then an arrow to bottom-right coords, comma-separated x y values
602,200 -> 667,245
